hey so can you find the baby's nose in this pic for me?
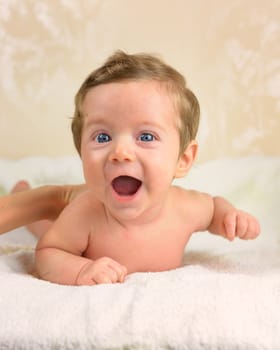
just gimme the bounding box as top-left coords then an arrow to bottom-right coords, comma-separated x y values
109,141 -> 135,162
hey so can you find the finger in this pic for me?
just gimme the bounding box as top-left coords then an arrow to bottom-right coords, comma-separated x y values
117,265 -> 128,283
76,274 -> 97,286
95,265 -> 126,284
236,213 -> 248,239
224,212 -> 237,241
105,266 -> 119,283
246,218 -> 261,239
253,217 -> 261,237
108,262 -> 127,283
85,279 -> 97,286
94,271 -> 113,284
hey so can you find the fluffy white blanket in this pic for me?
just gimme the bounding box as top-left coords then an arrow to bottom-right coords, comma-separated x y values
0,156 -> 279,349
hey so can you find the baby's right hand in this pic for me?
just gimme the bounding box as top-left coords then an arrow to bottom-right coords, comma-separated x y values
76,257 -> 128,285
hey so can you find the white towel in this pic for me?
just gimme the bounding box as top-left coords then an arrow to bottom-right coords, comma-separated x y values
0,228 -> 280,349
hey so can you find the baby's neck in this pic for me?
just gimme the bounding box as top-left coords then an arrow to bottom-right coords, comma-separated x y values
103,199 -> 169,231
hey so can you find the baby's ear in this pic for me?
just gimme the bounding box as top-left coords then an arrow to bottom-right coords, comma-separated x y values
175,140 -> 198,178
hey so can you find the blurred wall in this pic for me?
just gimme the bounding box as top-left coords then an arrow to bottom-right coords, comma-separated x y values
0,0 -> 279,161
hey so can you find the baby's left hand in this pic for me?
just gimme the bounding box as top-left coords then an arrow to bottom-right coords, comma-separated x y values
223,210 -> 260,241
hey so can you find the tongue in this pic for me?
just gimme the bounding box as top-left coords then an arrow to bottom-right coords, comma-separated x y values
112,176 -> 141,196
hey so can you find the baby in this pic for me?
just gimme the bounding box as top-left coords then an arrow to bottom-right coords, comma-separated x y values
1,51 -> 260,286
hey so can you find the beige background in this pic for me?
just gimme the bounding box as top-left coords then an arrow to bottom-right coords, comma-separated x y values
0,0 -> 279,162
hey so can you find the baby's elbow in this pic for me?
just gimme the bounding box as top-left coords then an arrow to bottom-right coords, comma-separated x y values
34,247 -> 51,280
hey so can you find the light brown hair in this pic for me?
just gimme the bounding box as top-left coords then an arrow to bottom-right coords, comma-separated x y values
71,50 -> 200,155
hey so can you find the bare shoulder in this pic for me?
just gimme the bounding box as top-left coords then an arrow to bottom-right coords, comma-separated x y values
37,189 -> 101,253
171,186 -> 214,232
59,188 -> 100,218
171,185 -> 212,204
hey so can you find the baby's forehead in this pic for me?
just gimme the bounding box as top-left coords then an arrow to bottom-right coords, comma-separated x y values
82,79 -> 180,114
81,81 -> 180,129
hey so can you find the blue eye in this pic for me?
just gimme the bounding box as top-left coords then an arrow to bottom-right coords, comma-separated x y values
95,133 -> 111,143
139,133 -> 155,142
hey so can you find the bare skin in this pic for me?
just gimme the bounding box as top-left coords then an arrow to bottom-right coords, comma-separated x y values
0,182 -> 86,235
35,184 -> 260,286
34,80 -> 260,286
11,181 -> 52,237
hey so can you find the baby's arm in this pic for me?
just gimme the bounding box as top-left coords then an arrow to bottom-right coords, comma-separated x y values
183,189 -> 260,240
35,191 -> 127,286
208,196 -> 260,241
36,244 -> 126,285
0,184 -> 85,234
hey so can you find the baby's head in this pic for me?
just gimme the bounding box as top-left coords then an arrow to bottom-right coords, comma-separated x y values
72,50 -> 200,156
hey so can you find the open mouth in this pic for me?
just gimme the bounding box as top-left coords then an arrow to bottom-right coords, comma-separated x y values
111,176 -> 142,196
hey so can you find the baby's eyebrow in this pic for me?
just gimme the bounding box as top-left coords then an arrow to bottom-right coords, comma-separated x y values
83,116 -> 107,129
138,122 -> 167,133
83,116 -> 170,135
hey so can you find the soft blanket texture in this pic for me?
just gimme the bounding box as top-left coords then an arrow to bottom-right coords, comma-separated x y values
0,156 -> 279,349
